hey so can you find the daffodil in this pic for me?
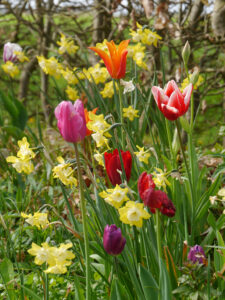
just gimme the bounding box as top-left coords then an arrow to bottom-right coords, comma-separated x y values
61,68 -> 78,85
99,185 -> 129,209
128,43 -> 147,69
28,242 -> 55,265
120,79 -> 135,94
218,188 -> 225,201
130,23 -> 144,42
17,137 -> 35,160
37,56 -> 62,79
65,85 -> 79,101
152,168 -> 171,190
52,156 -> 77,187
13,51 -> 29,62
93,151 -> 105,167
141,28 -> 162,47
123,106 -> 139,121
119,201 -> 150,227
21,212 -> 49,229
83,63 -> 109,84
6,156 -> 34,174
87,113 -> 111,135
181,75 -> 204,92
2,61 -> 19,77
100,81 -> 118,98
134,145 -> 150,164
92,131 -> 110,148
57,33 -> 79,55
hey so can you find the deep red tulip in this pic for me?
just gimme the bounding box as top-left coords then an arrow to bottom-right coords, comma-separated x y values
138,171 -> 176,217
103,224 -> 126,256
151,80 -> 193,121
104,149 -> 132,186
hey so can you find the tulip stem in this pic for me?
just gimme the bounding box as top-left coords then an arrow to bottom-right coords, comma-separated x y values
74,142 -> 91,300
118,81 -> 125,148
175,120 -> 194,216
156,209 -> 162,260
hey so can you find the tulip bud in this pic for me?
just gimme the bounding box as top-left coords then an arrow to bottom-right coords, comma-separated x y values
188,245 -> 206,264
103,224 -> 126,256
190,70 -> 199,86
54,100 -> 86,143
3,42 -> 22,63
182,41 -> 190,66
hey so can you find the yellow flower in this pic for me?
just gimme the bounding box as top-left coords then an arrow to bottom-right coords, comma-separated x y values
52,156 -> 77,187
13,51 -> 29,62
2,61 -> 19,78
94,151 -> 105,167
134,145 -> 150,164
61,67 -> 78,85
141,29 -> 162,47
152,168 -> 171,190
37,56 -> 62,79
218,188 -> 225,201
95,39 -> 109,54
119,201 -> 150,227
100,81 -> 118,98
92,131 -> 110,148
130,23 -> 144,42
17,137 -> 35,160
65,85 -> 79,101
49,243 -> 75,266
6,156 -> 34,174
28,242 -> 55,266
99,185 -> 129,209
21,212 -> 49,229
181,75 -> 204,92
87,113 -> 111,135
128,43 -> 147,69
123,106 -> 139,121
57,33 -> 79,55
83,63 -> 109,84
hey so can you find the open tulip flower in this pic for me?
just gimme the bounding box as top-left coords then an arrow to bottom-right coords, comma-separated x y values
104,149 -> 132,186
151,80 -> 193,121
89,40 -> 130,79
3,42 -> 22,63
55,100 -> 86,143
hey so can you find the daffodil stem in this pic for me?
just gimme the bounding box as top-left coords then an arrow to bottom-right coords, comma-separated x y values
118,81 -> 125,149
74,142 -> 91,300
156,209 -> 162,260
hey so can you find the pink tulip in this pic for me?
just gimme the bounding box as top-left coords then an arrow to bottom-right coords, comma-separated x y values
151,80 -> 193,121
3,42 -> 22,63
55,100 -> 86,143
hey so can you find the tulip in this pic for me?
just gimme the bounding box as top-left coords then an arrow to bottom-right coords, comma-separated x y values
151,80 -> 193,121
3,42 -> 22,63
103,224 -> 126,255
55,100 -> 86,143
188,245 -> 206,264
104,149 -> 132,186
89,40 -> 130,79
84,107 -> 98,136
138,171 -> 176,217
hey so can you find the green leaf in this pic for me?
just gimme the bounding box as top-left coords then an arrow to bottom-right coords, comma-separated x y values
207,212 -> 217,231
0,258 -> 16,300
160,259 -> 172,300
110,277 -> 128,300
180,116 -> 190,133
139,264 -> 158,300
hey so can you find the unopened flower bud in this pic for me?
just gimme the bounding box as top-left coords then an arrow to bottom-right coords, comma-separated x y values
3,42 -> 22,63
190,70 -> 199,86
103,224 -> 126,255
182,41 -> 190,66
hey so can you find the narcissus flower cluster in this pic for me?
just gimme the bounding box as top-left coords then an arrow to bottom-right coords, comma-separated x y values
6,137 -> 35,174
28,242 -> 75,274
21,212 -> 49,229
99,185 -> 129,209
57,33 -> 79,55
130,23 -> 162,47
52,157 -> 77,187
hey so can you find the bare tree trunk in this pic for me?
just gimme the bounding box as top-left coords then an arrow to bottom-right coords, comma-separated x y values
188,0 -> 203,29
139,0 -> 154,18
19,57 -> 37,101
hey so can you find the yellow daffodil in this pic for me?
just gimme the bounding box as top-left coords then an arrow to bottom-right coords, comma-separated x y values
99,185 -> 129,209
130,23 -> 162,47
87,113 -> 111,136
83,63 -> 109,84
61,67 -> 78,85
28,242 -> 55,265
119,201 -> 150,227
57,33 -> 79,55
21,212 -> 49,229
6,156 -> 34,174
123,106 -> 139,121
52,156 -> 77,187
65,85 -> 79,101
130,23 -> 144,42
181,75 -> 204,92
128,43 -> 147,69
37,56 -> 62,79
92,131 -> 110,148
134,145 -> 150,164
13,51 -> 29,62
2,61 -> 19,78
152,168 -> 171,190
93,151 -> 105,167
100,81 -> 118,98
218,188 -> 225,201
17,137 -> 35,160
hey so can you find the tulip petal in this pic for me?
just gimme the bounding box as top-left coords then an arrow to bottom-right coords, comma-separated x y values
182,83 -> 193,111
151,86 -> 169,110
117,49 -> 128,79
161,104 -> 179,121
89,47 -> 113,77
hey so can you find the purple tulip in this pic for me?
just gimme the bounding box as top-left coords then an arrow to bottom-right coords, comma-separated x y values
103,224 -> 126,256
55,100 -> 86,143
3,42 -> 22,63
188,245 -> 206,264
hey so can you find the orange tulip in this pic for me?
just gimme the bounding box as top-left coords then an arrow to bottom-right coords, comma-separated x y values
84,108 -> 98,136
89,40 -> 130,79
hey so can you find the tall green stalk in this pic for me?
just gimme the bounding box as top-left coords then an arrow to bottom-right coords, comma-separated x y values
156,209 -> 162,300
74,143 -> 91,300
118,81 -> 124,148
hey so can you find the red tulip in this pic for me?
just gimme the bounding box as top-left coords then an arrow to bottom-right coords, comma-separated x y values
138,171 -> 176,217
151,80 -> 193,121
104,149 -> 132,186
89,40 -> 130,79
